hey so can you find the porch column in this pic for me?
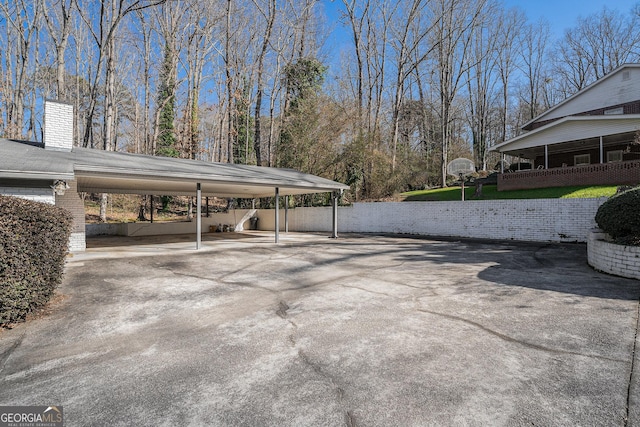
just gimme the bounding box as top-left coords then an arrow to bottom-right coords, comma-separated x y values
600,136 -> 604,163
501,153 -> 505,173
331,191 -> 339,239
196,183 -> 202,250
150,196 -> 154,223
544,145 -> 549,169
285,195 -> 289,233
275,187 -> 280,244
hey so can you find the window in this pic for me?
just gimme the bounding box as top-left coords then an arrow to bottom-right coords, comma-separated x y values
607,150 -> 623,163
574,154 -> 590,166
604,107 -> 624,115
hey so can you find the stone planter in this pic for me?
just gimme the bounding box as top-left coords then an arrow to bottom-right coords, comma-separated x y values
587,230 -> 640,280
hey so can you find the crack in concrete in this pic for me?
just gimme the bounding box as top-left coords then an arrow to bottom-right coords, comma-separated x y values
277,301 -> 355,426
417,308 -> 625,363
276,301 -> 289,319
0,333 -> 25,375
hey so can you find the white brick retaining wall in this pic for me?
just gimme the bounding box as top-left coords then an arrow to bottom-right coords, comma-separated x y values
588,231 -> 640,280
259,198 -> 607,243
86,198 -> 607,244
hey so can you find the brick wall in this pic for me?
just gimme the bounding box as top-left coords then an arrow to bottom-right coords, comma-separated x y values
588,231 -> 640,280
256,198 -> 606,243
44,100 -> 74,151
0,186 -> 55,204
498,160 -> 640,191
0,182 -> 85,252
55,180 -> 86,252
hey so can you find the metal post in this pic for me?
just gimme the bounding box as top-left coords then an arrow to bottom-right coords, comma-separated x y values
275,187 -> 279,244
545,145 -> 549,169
285,195 -> 289,233
460,173 -> 465,201
150,196 -> 154,223
600,136 -> 604,163
501,154 -> 504,173
331,191 -> 339,239
196,183 -> 202,250
206,196 -> 209,217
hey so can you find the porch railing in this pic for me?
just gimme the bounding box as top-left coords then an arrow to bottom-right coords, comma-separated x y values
497,159 -> 640,191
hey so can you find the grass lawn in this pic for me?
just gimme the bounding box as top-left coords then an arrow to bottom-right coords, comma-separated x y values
401,185 -> 618,202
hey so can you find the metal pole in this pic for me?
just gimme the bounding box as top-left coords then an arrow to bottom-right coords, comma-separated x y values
460,173 -> 465,201
285,195 -> 289,233
331,191 -> 338,238
150,196 -> 154,223
600,136 -> 604,163
206,196 -> 209,217
196,183 -> 202,250
275,187 -> 279,244
545,145 -> 549,169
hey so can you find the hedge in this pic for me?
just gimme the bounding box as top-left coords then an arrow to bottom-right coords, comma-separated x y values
0,195 -> 72,326
595,185 -> 640,245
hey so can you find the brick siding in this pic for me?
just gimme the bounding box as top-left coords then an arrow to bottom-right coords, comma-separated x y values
256,198 -> 606,243
55,180 -> 86,251
588,231 -> 640,280
498,160 -> 640,191
0,186 -> 55,204
44,100 -> 74,151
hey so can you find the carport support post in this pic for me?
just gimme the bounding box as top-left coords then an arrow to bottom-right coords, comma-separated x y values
275,187 -> 280,244
285,195 -> 289,233
331,191 -> 339,239
196,183 -> 202,250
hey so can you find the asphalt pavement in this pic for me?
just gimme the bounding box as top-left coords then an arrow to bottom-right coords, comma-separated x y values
1,232 -> 639,426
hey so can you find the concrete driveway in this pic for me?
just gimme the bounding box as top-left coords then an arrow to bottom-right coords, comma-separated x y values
1,233 -> 640,426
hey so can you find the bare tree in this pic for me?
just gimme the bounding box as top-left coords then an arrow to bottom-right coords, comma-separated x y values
518,19 -> 551,122
0,0 -> 42,139
42,0 -> 76,100
431,0 -> 487,186
252,0 -> 276,166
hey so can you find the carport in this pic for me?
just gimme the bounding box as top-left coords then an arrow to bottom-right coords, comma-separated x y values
72,148 -> 350,248
0,101 -> 350,251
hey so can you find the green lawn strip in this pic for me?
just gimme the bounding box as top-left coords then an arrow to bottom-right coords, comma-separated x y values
401,185 -> 618,201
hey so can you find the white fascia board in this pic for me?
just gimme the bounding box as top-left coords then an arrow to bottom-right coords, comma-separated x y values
0,169 -> 75,181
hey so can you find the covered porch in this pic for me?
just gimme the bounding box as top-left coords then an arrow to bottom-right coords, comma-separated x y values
491,115 -> 640,191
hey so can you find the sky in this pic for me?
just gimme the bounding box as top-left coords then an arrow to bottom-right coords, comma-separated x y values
503,0 -> 638,35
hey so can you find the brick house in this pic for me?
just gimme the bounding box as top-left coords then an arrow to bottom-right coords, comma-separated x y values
0,100 -> 349,252
491,63 -> 640,191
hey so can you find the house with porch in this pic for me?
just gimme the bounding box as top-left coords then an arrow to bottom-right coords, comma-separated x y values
491,63 -> 640,191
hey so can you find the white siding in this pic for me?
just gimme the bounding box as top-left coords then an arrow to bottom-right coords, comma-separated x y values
538,66 -> 640,122
0,186 -> 55,204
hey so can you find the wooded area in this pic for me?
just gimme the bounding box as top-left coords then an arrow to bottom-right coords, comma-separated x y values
2,0 -> 639,205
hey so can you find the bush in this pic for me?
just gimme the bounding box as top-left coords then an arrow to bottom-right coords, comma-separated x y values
595,186 -> 640,243
0,196 -> 72,326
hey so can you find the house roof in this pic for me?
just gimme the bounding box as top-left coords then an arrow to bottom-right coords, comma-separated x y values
0,139 -> 349,198
491,115 -> 640,156
521,63 -> 640,130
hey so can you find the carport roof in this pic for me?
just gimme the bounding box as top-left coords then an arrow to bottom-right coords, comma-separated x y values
0,138 -> 349,198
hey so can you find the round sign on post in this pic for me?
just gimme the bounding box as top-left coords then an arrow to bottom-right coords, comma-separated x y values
446,158 -> 476,201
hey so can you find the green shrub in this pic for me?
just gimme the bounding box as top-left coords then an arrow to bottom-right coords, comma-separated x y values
595,186 -> 640,243
0,196 -> 72,326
